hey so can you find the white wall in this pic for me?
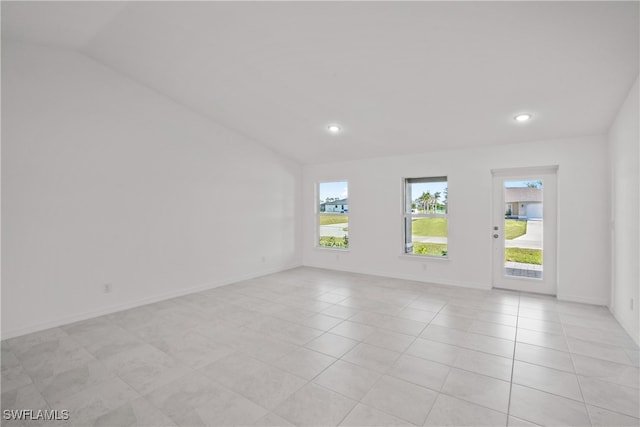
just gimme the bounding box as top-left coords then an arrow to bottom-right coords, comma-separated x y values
609,77 -> 639,345
2,40 -> 302,338
303,135 -> 610,305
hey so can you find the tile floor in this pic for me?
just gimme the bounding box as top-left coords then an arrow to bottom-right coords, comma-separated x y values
2,267 -> 638,426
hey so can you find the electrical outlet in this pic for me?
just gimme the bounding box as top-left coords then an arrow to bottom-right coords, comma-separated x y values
103,283 -> 112,294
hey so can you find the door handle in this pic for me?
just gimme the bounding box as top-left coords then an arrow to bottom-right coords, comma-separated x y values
493,234 -> 499,239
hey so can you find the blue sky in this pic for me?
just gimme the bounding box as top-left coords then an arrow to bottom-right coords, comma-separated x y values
505,180 -> 544,188
319,181 -> 348,202
409,182 -> 448,203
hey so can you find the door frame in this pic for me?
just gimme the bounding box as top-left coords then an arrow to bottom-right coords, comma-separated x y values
491,166 -> 558,295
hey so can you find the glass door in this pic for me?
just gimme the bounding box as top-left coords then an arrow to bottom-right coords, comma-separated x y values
492,167 -> 557,294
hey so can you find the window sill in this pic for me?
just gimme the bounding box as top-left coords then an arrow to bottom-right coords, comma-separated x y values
315,246 -> 350,252
399,254 -> 449,262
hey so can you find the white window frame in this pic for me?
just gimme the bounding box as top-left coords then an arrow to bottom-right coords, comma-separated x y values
403,176 -> 448,258
317,181 -> 349,251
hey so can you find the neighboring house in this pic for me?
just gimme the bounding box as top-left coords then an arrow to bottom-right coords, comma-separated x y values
320,198 -> 348,213
505,188 -> 542,219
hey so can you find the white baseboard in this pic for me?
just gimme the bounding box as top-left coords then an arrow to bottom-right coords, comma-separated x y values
302,262 -> 490,291
556,293 -> 609,306
4,262 -> 618,342
2,262 -> 302,340
303,264 -> 617,307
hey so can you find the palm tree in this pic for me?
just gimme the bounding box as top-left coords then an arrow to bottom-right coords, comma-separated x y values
419,192 -> 431,213
433,192 -> 441,212
443,187 -> 448,213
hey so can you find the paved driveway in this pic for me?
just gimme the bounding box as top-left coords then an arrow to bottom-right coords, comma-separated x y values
505,220 -> 542,249
319,223 -> 349,238
412,236 -> 448,244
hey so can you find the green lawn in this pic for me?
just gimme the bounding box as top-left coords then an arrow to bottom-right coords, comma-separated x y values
411,218 -> 447,237
505,248 -> 542,264
412,242 -> 448,256
504,219 -> 527,240
319,215 -> 348,225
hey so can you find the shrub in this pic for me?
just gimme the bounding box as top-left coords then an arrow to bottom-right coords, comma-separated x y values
319,236 -> 349,249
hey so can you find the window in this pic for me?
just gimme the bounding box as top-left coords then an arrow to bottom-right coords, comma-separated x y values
318,181 -> 349,249
403,177 -> 448,257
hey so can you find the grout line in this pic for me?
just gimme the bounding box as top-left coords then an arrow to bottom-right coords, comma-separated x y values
335,295 -> 448,426
562,317 -> 595,426
410,295 -> 455,424
505,292 -> 521,422
6,269 -> 639,426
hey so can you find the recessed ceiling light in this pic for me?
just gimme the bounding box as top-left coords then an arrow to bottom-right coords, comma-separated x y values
514,113 -> 532,122
327,124 -> 342,134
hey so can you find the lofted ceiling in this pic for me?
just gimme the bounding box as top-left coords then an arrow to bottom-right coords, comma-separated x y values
2,1 -> 638,164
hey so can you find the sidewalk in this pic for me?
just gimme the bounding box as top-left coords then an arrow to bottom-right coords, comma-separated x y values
505,261 -> 542,279
319,223 -> 349,238
505,220 -> 542,249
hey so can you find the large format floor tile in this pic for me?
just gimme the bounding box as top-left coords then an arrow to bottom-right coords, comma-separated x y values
572,353 -> 640,389
405,338 -> 460,365
578,376 -> 640,418
341,343 -> 401,374
93,396 -> 178,427
273,347 -> 337,380
305,333 -> 359,358
227,364 -> 308,410
192,385 -> 270,426
362,329 -> 415,353
509,384 -> 591,426
440,368 -> 511,413
274,383 -> 357,426
339,403 -> 412,426
514,342 -> 574,372
512,360 -> 583,401
2,267 -> 638,426
99,343 -> 192,395
516,329 -> 568,352
54,378 -> 140,426
361,375 -> 438,426
313,360 -> 380,401
424,393 -> 508,426
587,404 -> 640,427
1,384 -> 50,425
453,348 -> 513,381
388,354 -> 450,391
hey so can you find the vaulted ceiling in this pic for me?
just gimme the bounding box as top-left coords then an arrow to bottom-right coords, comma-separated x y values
3,1 -> 638,164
